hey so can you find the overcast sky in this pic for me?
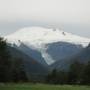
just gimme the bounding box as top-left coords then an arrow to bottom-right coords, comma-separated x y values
0,0 -> 90,38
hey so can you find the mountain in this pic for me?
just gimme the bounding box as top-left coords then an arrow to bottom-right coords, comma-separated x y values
50,44 -> 90,70
70,44 -> 90,63
5,27 -> 90,66
10,42 -> 48,66
7,45 -> 47,80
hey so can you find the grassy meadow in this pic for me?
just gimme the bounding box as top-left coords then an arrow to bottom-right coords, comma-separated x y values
0,83 -> 90,90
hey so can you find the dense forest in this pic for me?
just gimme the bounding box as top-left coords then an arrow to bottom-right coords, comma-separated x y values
0,37 -> 28,82
46,61 -> 90,85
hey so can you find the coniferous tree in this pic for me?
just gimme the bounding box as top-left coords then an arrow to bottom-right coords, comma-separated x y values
0,37 -> 11,82
0,37 -> 28,82
46,69 -> 57,84
81,61 -> 90,84
67,61 -> 84,84
11,58 -> 28,82
46,69 -> 68,84
57,70 -> 68,84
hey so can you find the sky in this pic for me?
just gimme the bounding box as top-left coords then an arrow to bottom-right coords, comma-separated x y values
0,0 -> 90,38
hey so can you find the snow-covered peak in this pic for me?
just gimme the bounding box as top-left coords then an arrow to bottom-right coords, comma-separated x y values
6,26 -> 90,48
5,27 -> 90,65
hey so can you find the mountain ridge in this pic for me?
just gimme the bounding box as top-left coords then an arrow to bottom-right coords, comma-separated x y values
5,27 -> 90,65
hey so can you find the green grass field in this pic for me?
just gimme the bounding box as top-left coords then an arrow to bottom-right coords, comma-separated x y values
0,83 -> 90,90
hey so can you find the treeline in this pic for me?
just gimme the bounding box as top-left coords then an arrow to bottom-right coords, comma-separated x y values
46,61 -> 90,85
0,37 -> 28,82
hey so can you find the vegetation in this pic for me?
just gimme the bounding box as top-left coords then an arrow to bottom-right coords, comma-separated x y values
0,84 -> 90,90
11,58 -> 28,82
0,37 -> 27,82
0,37 -> 11,82
46,61 -> 90,85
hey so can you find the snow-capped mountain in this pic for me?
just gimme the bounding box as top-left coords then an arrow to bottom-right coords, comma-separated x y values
5,27 -> 90,65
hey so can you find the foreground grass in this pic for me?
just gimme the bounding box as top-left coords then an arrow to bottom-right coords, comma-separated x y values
0,83 -> 90,90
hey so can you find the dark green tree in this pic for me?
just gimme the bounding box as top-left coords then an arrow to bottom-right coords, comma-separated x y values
0,37 -> 28,82
68,61 -> 84,84
0,37 -> 11,82
46,69 -> 58,84
11,58 -> 28,82
81,61 -> 90,84
46,69 -> 68,84
57,70 -> 68,84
